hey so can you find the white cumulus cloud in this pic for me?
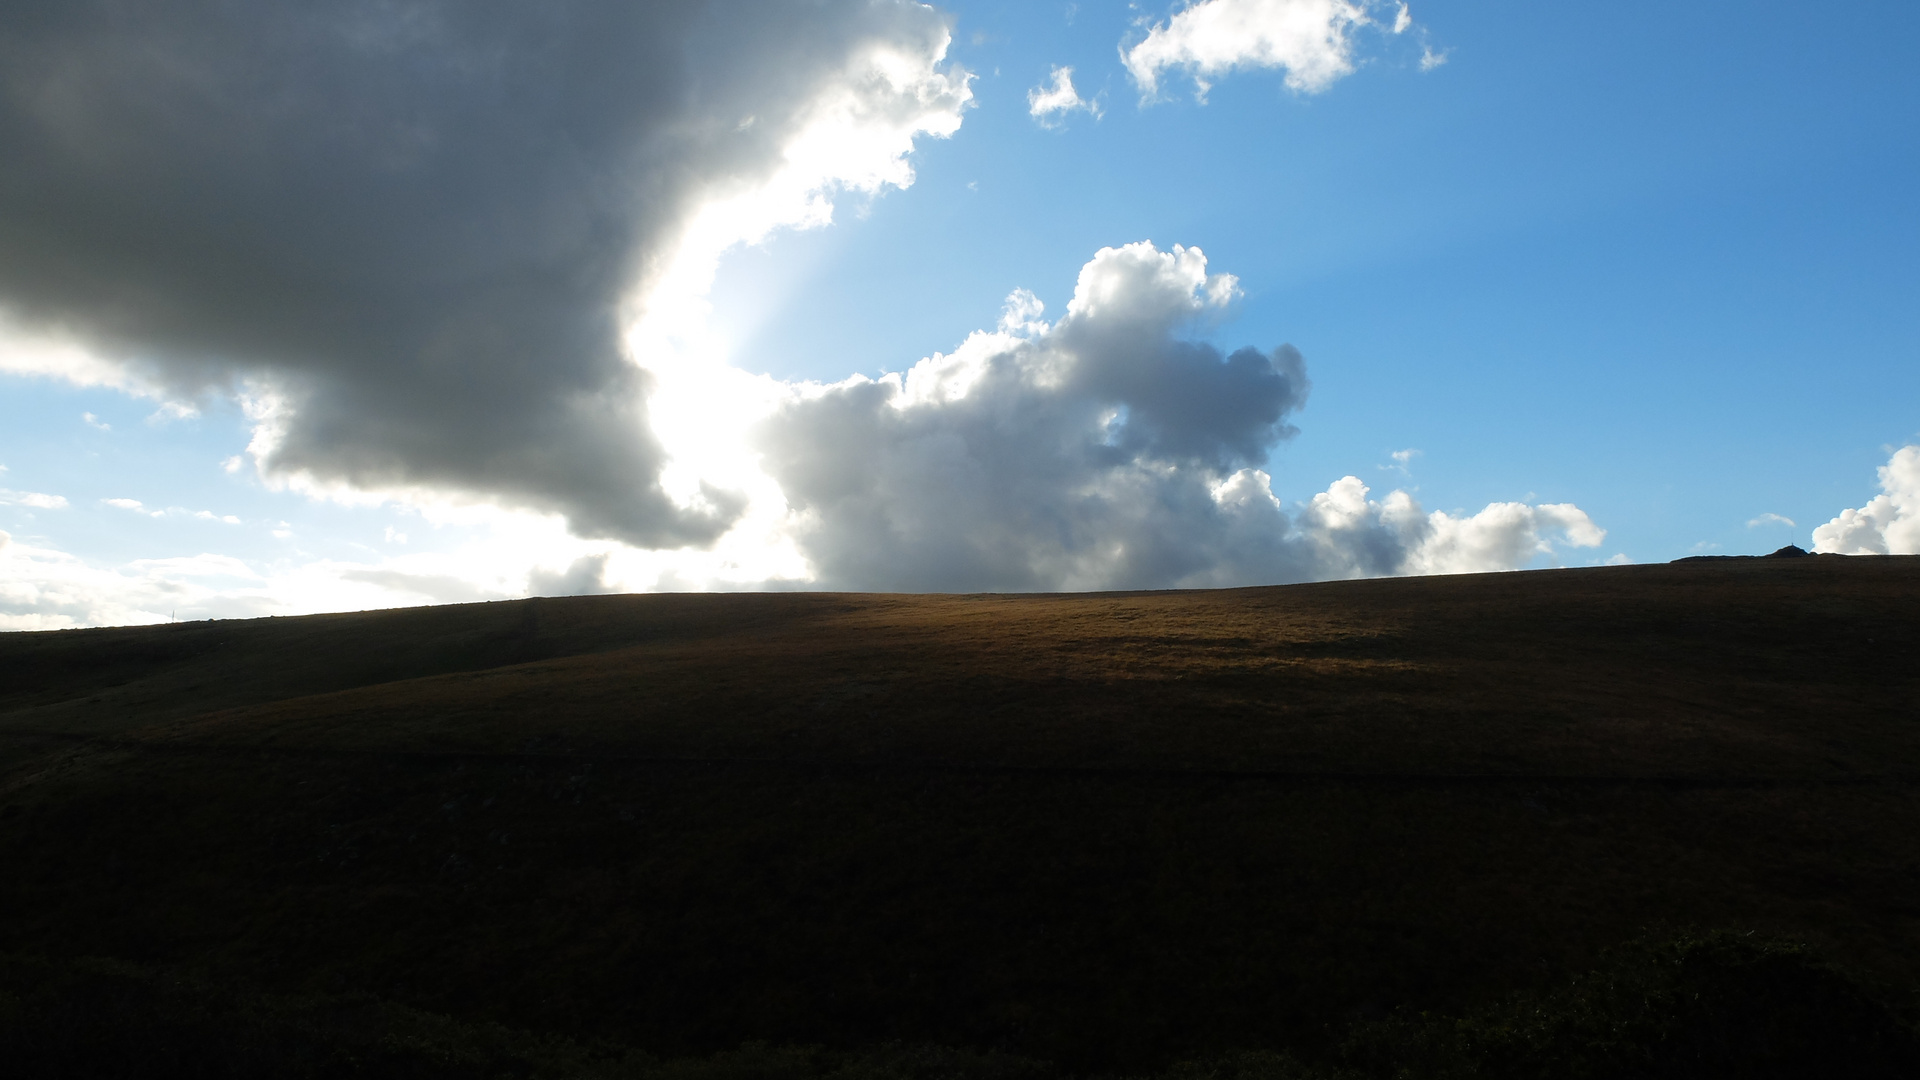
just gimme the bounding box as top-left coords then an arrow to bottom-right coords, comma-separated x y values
1124,0 -> 1375,99
1812,445 -> 1920,555
756,242 -> 1601,591
1265,475 -> 1600,580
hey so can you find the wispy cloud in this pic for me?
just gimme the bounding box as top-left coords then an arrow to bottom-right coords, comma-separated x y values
1028,66 -> 1101,127
1746,512 -> 1795,528
147,401 -> 199,423
0,489 -> 68,509
1382,447 -> 1421,475
102,497 -> 240,524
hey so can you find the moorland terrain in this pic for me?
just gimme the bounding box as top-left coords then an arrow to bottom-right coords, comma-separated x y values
1,555 -> 1918,1077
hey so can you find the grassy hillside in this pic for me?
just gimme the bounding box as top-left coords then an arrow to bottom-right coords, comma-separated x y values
1,556 -> 1917,1075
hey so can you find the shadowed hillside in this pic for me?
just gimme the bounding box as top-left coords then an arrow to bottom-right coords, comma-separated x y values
2,557 -> 1918,1075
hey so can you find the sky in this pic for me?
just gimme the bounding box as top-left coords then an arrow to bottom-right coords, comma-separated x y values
1,0 -> 1917,628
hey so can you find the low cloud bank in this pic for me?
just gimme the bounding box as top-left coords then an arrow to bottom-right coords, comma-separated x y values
1813,445 -> 1920,555
0,239 -> 1612,627
0,239 -> 1609,627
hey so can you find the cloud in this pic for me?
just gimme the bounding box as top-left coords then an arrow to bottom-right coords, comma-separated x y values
1389,492 -> 1603,576
1812,445 -> 1920,555
4,236 -> 1606,623
1123,0 -> 1376,99
528,553 -> 620,597
757,242 -> 1600,591
0,540 -> 265,630
0,516 -> 574,629
1747,512 -> 1795,528
1418,45 -> 1449,71
101,498 -> 240,523
1264,475 -> 1602,581
0,311 -> 190,406
0,489 -> 68,510
1382,447 -> 1420,475
338,569 -> 498,606
147,401 -> 199,424
1028,66 -> 1100,127
0,0 -> 970,548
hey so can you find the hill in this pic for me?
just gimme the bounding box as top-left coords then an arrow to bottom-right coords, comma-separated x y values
2,557 -> 1918,1076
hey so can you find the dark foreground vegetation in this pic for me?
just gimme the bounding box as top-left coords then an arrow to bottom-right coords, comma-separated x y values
3,931 -> 1916,1078
2,556 -> 1917,1076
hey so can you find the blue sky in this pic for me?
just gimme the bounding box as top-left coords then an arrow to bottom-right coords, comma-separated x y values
718,0 -> 1920,550
2,0 -> 1918,625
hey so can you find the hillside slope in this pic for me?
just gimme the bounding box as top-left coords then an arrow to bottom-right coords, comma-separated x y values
1,557 -> 1917,1068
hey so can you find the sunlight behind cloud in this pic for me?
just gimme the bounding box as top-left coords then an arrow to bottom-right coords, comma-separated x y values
0,312 -> 198,410
0,0 -> 1620,628
625,24 -> 973,587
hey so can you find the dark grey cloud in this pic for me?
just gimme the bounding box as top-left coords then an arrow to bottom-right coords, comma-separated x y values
0,0 -> 964,545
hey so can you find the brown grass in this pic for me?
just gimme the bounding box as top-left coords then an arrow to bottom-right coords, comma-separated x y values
1,557 -> 1917,1067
